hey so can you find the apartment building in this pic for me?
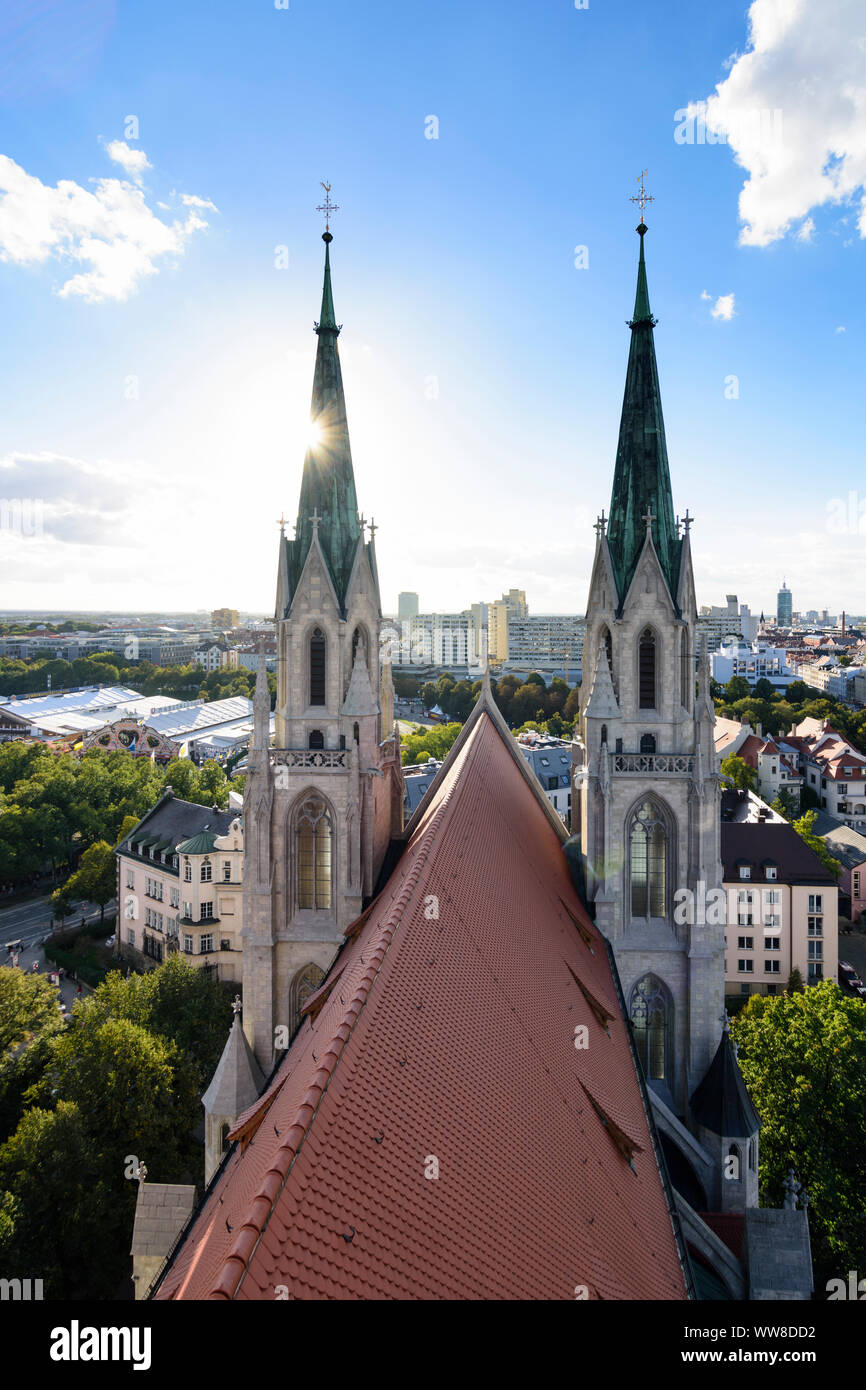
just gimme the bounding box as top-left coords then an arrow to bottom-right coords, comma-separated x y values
721,791 -> 838,998
116,789 -> 243,980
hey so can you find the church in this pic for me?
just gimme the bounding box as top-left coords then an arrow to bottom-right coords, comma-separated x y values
149,197 -> 814,1302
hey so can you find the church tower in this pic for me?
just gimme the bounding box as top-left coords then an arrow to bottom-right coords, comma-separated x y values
242,216 -> 404,1071
572,211 -> 725,1120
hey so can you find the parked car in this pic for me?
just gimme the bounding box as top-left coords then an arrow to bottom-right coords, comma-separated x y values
104,935 -> 116,948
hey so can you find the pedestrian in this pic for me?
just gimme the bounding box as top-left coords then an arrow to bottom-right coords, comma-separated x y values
76,983 -> 82,996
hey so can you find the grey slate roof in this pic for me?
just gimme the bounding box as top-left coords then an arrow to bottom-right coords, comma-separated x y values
690,1031 -> 760,1139
130,1183 -> 197,1258
122,793 -> 235,857
720,820 -> 835,885
202,1014 -> 265,1119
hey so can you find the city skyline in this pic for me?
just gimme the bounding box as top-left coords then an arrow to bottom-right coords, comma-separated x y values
1,1 -> 865,615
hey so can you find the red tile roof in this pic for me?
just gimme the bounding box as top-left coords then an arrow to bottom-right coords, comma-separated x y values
155,707 -> 688,1302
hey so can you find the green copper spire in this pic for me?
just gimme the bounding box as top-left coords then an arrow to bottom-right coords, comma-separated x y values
290,230 -> 362,607
606,221 -> 681,609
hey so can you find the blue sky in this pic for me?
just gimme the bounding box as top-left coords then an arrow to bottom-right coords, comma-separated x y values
0,0 -> 865,619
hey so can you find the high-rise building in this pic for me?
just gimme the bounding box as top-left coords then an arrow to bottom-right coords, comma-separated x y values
777,582 -> 792,626
211,607 -> 239,629
398,591 -> 419,620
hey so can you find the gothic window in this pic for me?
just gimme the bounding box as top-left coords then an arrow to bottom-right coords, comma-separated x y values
640,733 -> 656,754
308,729 -> 324,750
728,1143 -> 742,1180
220,1122 -> 230,1155
601,724 -> 608,746
639,628 -> 656,709
351,625 -> 368,667
630,799 -> 667,918
601,626 -> 615,695
296,797 -> 333,910
680,629 -> 690,710
294,962 -> 325,1013
629,974 -> 672,1085
309,628 -> 326,706
748,1138 -> 757,1171
353,722 -> 360,744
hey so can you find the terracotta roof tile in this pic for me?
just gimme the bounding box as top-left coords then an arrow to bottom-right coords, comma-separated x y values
156,711 -> 687,1302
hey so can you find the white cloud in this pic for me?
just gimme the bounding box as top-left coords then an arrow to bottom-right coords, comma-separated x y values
710,293 -> 737,320
797,216 -> 816,243
690,0 -> 866,246
836,324 -> 847,333
700,289 -> 712,300
104,140 -> 151,183
0,144 -> 217,302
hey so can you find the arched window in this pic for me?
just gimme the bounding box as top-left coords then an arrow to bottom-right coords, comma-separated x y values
640,733 -> 656,754
639,627 -> 656,709
220,1122 -> 230,1154
309,627 -> 326,706
308,729 -> 324,750
748,1138 -> 757,1171
293,962 -> 325,1018
680,629 -> 690,710
296,797 -> 332,910
629,974 -> 672,1085
630,799 -> 667,917
351,625 -> 368,668
601,626 -> 615,695
353,722 -> 360,744
728,1143 -> 742,1181
601,724 -> 608,746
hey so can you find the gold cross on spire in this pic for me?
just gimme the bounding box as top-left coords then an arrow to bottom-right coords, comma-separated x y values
316,181 -> 339,233
276,511 -> 287,532
630,169 -> 654,222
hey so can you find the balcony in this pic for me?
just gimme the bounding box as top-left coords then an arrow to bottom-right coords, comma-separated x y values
612,753 -> 695,776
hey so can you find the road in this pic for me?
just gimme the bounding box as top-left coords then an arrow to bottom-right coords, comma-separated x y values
0,895 -> 115,953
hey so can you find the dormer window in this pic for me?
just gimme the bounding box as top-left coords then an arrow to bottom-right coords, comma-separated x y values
765,865 -> 777,881
739,865 -> 751,880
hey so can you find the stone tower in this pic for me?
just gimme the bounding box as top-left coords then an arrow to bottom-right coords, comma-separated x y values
242,227 -> 403,1071
202,996 -> 264,1185
572,217 -> 725,1118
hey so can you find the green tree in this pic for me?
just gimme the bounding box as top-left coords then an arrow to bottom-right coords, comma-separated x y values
731,984 -> 866,1284
790,810 -> 842,880
0,970 -> 63,1055
786,680 -> 813,704
58,839 -> 116,922
724,675 -> 751,701
752,677 -> 777,701
0,1101 -> 115,1299
720,753 -> 757,791
786,967 -> 805,994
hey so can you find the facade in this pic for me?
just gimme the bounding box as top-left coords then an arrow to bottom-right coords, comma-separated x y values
242,227 -> 404,1071
397,591 -> 418,620
211,608 -> 240,628
506,615 -> 585,677
116,792 -> 244,979
720,790 -> 838,995
487,599 -> 509,661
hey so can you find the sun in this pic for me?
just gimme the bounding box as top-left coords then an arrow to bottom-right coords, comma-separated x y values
306,420 -> 323,447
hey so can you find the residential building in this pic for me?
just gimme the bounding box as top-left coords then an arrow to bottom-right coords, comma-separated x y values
714,716 -> 803,808
115,790 -> 244,979
193,641 -> 239,673
785,718 -> 866,832
397,591 -> 419,620
487,599 -> 509,661
721,789 -> 838,995
505,615 -> 585,679
710,640 -> 795,691
211,608 -> 240,629
516,732 -> 572,822
697,595 -> 758,652
815,821 -> 866,924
